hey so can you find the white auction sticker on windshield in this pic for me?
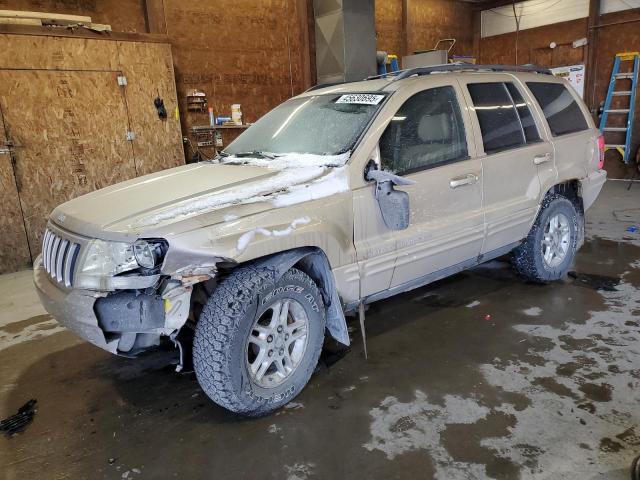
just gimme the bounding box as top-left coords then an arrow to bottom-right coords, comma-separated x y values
336,94 -> 384,105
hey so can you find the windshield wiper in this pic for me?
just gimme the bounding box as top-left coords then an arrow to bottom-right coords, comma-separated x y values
229,150 -> 277,160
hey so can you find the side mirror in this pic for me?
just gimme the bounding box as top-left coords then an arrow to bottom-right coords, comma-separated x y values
365,165 -> 415,231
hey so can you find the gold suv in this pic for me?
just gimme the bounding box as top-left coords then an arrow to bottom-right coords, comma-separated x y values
35,64 -> 607,415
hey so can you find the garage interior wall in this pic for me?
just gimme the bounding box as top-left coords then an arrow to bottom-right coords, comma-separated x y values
375,0 -> 474,59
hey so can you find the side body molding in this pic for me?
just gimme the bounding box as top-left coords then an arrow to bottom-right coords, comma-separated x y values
252,247 -> 350,346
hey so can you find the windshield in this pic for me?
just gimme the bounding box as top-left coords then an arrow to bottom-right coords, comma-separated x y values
223,93 -> 386,156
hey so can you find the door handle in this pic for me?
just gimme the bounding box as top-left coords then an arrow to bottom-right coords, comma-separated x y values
533,153 -> 552,165
449,173 -> 478,188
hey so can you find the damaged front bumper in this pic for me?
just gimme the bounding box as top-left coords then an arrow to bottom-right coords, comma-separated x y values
34,255 -> 118,353
34,255 -> 187,355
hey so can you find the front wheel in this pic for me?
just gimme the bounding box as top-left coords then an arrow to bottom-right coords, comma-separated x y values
193,266 -> 325,416
512,194 -> 579,283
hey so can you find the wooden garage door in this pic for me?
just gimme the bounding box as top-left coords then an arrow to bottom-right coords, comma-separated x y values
0,69 -> 138,259
0,105 -> 31,273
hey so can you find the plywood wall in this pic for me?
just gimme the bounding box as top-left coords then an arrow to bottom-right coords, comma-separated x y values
0,33 -> 183,271
375,0 -> 475,59
478,18 -> 588,67
163,0 -> 309,152
0,111 -> 32,273
0,0 -> 147,32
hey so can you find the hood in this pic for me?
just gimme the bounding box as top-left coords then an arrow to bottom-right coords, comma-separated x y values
51,163 -> 279,240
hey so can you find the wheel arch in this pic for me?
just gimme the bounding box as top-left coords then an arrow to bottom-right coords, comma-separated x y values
220,246 -> 350,347
542,179 -> 585,248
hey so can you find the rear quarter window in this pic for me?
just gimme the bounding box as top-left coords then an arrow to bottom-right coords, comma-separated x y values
526,82 -> 589,136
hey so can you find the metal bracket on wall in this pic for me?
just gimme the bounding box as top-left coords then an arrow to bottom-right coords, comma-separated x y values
117,75 -> 127,86
0,148 -> 10,155
126,131 -> 136,141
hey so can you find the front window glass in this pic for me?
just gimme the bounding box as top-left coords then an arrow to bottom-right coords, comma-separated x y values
379,86 -> 468,175
223,93 -> 385,156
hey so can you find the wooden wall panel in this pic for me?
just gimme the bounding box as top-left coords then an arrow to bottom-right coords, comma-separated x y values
0,70 -> 137,256
0,34 -> 119,70
479,18 -> 588,67
408,0 -> 474,57
117,41 -> 183,176
376,0 -> 403,57
376,0 -> 474,60
0,0 -> 147,32
0,112 -> 31,274
164,0 -> 307,152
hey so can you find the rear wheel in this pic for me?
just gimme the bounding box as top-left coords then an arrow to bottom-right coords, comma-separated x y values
512,194 -> 579,282
193,266 -> 325,416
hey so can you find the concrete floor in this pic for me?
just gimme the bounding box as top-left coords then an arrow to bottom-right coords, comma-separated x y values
1,181 -> 639,480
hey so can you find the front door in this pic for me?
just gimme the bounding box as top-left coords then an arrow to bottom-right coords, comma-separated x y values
354,82 -> 484,297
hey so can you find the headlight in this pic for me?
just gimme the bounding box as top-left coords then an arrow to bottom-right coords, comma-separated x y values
80,239 -> 137,277
133,240 -> 163,269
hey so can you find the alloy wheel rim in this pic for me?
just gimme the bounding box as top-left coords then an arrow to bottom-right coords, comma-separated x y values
245,298 -> 309,388
541,212 -> 571,268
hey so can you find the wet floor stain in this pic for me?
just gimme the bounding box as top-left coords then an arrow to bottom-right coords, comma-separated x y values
568,271 -> 620,291
1,238 -> 639,479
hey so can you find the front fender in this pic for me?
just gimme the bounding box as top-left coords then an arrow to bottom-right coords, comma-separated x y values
251,247 -> 350,346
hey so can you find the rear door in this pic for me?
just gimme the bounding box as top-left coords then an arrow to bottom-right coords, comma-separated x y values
459,75 -> 553,254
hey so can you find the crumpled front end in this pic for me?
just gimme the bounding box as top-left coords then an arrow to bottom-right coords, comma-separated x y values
34,255 -> 118,353
33,221 -> 204,357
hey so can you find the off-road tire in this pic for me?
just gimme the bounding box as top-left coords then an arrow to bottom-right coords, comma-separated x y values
512,194 -> 579,283
193,266 -> 325,416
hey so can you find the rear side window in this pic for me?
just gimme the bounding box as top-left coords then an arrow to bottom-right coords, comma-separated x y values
467,83 -> 525,153
526,82 -> 589,136
505,83 -> 540,143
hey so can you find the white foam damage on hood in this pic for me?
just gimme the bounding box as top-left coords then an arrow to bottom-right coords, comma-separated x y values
134,152 -> 350,228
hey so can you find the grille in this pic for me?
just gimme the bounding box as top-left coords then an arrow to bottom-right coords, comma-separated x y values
42,229 -> 81,287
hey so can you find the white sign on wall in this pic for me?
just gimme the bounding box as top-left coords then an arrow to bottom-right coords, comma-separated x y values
550,64 -> 586,98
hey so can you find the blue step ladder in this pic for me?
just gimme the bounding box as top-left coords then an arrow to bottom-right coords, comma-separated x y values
599,51 -> 639,164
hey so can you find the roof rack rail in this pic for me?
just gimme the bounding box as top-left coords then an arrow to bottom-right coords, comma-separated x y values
367,63 -> 552,82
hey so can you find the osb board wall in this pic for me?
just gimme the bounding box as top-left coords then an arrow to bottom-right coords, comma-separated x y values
478,18 -> 588,67
409,0 -> 473,57
0,33 -> 183,268
0,0 -> 147,32
163,0 -> 310,152
116,41 -> 183,176
375,0 -> 474,59
375,0 -> 403,57
0,113 -> 32,273
0,69 -> 138,257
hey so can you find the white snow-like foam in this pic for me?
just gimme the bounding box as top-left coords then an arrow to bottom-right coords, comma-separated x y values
133,152 -> 351,228
236,217 -> 311,252
222,151 -> 350,170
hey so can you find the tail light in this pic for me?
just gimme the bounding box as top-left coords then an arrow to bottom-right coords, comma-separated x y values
597,135 -> 605,169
